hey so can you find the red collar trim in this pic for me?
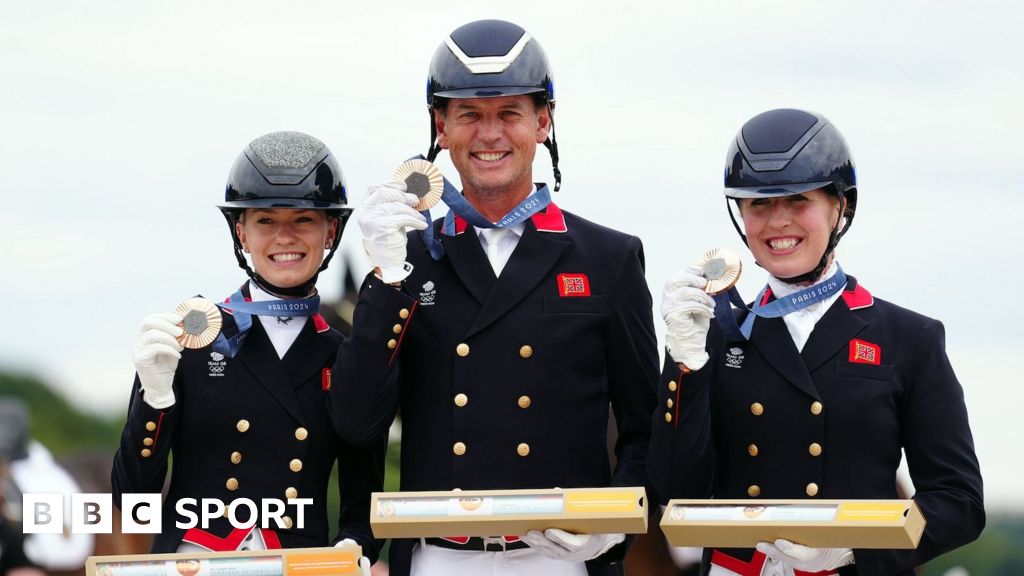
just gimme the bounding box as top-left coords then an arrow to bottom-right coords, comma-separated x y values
842,283 -> 874,310
532,203 -> 567,233
450,203 -> 567,236
313,314 -> 330,333
760,282 -> 873,311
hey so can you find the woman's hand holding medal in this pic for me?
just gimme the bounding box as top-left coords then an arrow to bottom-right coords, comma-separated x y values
132,312 -> 184,409
662,248 -> 743,371
661,267 -> 715,371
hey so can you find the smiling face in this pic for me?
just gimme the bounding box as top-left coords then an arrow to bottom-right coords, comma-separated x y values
738,189 -> 842,280
236,208 -> 336,290
435,95 -> 550,203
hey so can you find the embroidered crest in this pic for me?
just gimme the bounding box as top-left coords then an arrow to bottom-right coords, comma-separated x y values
849,338 -> 881,365
208,351 -> 227,377
419,281 -> 437,306
725,346 -> 745,369
557,273 -> 591,297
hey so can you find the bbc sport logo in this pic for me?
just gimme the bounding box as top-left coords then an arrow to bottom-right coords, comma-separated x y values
22,493 -> 312,534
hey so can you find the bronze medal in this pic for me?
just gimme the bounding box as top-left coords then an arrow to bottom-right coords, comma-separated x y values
393,159 -> 444,211
174,297 -> 222,349
697,247 -> 742,295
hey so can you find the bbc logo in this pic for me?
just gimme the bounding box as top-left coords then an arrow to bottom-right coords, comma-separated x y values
23,493 -> 162,534
23,493 -> 312,533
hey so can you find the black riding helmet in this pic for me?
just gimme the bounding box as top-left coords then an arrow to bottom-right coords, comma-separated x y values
723,109 -> 857,284
219,131 -> 353,297
425,19 -> 562,190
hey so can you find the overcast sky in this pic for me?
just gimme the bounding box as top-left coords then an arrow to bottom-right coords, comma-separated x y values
2,0 -> 1021,510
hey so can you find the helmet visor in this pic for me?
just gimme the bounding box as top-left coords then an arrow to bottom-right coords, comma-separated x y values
724,180 -> 833,199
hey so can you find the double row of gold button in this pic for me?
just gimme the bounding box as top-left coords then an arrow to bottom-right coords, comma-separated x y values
452,342 -> 533,458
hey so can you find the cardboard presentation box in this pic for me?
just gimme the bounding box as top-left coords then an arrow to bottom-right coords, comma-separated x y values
86,545 -> 362,576
371,486 -> 648,538
660,499 -> 925,549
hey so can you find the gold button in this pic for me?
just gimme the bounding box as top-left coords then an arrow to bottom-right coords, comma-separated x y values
811,401 -> 823,415
399,308 -> 410,319
519,345 -> 533,358
223,508 -> 230,518
387,339 -> 397,350
809,443 -> 823,457
453,442 -> 467,456
143,437 -> 154,447
454,393 -> 468,407
145,421 -> 157,432
285,487 -> 298,500
748,485 -> 761,497
518,395 -> 531,409
666,398 -> 674,409
806,483 -> 819,497
226,477 -> 239,491
282,515 -> 293,529
140,449 -> 152,458
668,380 -> 677,392
748,444 -> 759,457
517,443 -> 530,457
456,343 -> 470,357
392,324 -> 402,334
289,459 -> 303,472
751,402 -> 764,416
664,412 -> 673,423
231,451 -> 242,465
236,419 -> 250,433
295,427 -> 308,441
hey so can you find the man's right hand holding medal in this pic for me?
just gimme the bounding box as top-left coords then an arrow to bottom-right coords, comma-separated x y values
358,181 -> 428,285
661,267 -> 715,371
132,312 -> 183,409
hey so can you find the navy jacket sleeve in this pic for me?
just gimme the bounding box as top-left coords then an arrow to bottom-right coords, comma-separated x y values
330,274 -> 417,447
111,373 -> 181,505
605,236 -> 659,490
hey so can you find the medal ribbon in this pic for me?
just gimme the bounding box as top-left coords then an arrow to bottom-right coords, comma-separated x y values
211,289 -> 320,358
714,266 -> 847,341
419,173 -> 552,260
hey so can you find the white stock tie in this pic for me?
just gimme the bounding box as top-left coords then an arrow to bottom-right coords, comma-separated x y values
481,227 -> 510,276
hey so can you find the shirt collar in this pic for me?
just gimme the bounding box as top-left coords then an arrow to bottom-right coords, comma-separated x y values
767,260 -> 840,299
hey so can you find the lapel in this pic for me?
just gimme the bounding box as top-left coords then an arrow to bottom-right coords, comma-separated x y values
235,318 -> 305,425
465,221 -> 569,339
440,223 -> 496,307
801,283 -> 869,375
281,317 -> 336,391
748,313 -> 821,400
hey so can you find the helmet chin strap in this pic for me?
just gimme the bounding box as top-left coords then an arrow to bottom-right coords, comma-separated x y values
426,100 -> 561,191
727,195 -> 853,285
773,195 -> 850,284
224,212 -> 346,298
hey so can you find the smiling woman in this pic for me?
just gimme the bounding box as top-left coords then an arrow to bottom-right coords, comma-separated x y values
235,208 -> 336,291
650,109 -> 984,576
110,132 -> 379,573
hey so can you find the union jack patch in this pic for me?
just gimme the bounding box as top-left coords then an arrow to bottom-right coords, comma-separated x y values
849,339 -> 881,365
557,273 -> 591,297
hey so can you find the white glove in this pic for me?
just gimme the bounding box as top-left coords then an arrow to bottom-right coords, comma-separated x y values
522,528 -> 624,563
358,181 -> 428,284
132,312 -> 183,409
661,266 -> 715,370
334,539 -> 371,576
756,539 -> 854,572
